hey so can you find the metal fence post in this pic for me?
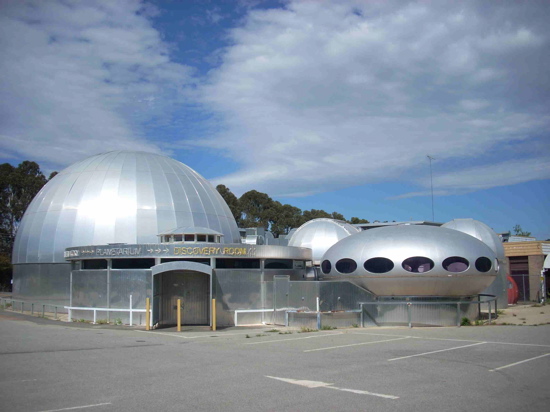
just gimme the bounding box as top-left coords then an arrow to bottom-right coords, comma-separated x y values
407,303 -> 412,328
42,304 -> 45,317
31,303 -> 34,315
456,303 -> 461,327
54,306 -> 58,320
145,298 -> 150,331
129,295 -> 133,326
317,311 -> 321,330
21,302 -> 24,313
487,302 -> 491,324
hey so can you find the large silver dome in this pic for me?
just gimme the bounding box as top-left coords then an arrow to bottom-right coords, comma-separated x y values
288,218 -> 360,264
320,225 -> 498,296
13,151 -> 241,264
442,218 -> 507,307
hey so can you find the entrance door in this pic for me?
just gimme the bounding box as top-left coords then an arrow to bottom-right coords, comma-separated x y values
157,270 -> 209,326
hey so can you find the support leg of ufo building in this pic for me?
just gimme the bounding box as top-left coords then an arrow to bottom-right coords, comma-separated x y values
11,151 -> 509,328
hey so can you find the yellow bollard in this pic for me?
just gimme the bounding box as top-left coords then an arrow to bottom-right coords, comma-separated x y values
145,298 -> 150,331
212,298 -> 216,331
177,298 -> 182,332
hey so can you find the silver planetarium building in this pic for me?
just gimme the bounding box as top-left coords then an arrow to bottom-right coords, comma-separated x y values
12,151 -> 506,328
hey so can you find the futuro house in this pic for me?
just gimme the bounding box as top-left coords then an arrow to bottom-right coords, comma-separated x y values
12,151 -> 506,327
320,225 -> 498,296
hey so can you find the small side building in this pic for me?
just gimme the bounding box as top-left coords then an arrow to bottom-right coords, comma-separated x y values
504,241 -> 550,302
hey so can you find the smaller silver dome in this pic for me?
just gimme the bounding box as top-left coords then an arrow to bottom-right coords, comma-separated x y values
442,219 -> 504,259
320,225 -> 498,296
288,219 -> 360,264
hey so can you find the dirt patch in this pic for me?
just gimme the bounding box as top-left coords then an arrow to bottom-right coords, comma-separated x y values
494,304 -> 550,326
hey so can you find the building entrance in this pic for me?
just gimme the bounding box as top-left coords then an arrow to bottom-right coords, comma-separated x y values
152,262 -> 211,327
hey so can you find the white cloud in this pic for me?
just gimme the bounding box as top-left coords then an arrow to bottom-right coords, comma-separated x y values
0,0 -> 191,169
199,0 -> 550,197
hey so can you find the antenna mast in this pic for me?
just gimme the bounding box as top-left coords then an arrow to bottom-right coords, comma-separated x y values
427,155 -> 435,221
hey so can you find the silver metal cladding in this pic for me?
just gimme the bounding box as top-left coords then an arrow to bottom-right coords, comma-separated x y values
12,151 -> 242,265
319,225 -> 498,296
442,218 -> 508,307
288,218 -> 360,264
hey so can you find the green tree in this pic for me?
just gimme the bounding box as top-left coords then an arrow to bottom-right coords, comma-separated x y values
349,217 -> 370,224
270,202 -> 303,236
331,212 -> 346,221
300,209 -> 332,225
512,224 -> 531,237
0,254 -> 11,291
216,184 -> 241,225
238,190 -> 275,229
0,161 -> 49,255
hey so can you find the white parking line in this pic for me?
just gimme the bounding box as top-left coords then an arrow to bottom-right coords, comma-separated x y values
388,342 -> 487,361
489,353 -> 550,372
245,332 -> 344,345
304,337 -> 411,352
351,333 -> 550,349
38,403 -> 111,412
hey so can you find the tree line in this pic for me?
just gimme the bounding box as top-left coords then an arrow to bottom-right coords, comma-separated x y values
216,185 -> 369,237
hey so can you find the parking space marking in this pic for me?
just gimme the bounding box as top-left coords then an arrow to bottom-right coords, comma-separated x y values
489,353 -> 550,372
38,402 -> 112,412
353,333 -> 550,349
304,337 -> 410,352
245,332 -> 344,345
388,341 -> 487,361
266,376 -> 399,399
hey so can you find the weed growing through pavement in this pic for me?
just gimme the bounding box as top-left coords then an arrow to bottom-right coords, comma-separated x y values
266,329 -> 280,333
299,327 -> 318,333
320,325 -> 337,330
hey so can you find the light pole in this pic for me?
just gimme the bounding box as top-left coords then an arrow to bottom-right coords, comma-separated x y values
427,155 -> 435,221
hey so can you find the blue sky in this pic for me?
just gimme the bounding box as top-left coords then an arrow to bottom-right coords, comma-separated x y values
0,0 -> 549,239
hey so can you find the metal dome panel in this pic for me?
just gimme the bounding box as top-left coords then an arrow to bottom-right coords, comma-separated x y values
288,218 -> 360,264
442,218 -> 508,306
320,225 -> 498,296
12,151 -> 241,264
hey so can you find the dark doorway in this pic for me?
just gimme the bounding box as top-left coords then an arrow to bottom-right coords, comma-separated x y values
154,270 -> 209,327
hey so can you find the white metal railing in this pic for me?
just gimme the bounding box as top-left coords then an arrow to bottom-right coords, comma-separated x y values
234,309 -> 278,326
65,295 -> 151,326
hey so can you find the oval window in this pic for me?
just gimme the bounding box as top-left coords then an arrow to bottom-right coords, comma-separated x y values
402,256 -> 434,273
321,260 -> 332,274
364,257 -> 394,274
335,258 -> 357,274
442,256 -> 469,273
475,257 -> 492,273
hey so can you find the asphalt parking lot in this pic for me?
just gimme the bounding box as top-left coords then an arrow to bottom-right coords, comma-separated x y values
1,310 -> 549,412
